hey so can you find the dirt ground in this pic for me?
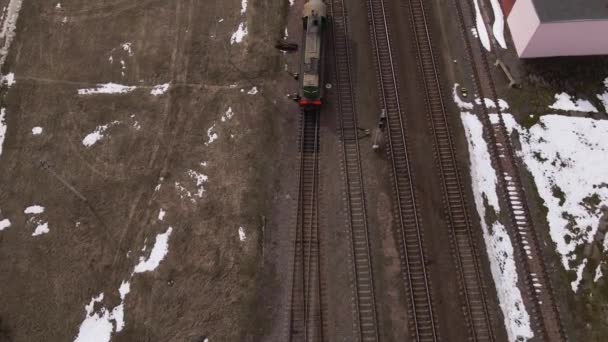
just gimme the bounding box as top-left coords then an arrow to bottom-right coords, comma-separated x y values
4,0 -> 605,341
0,0 -> 293,341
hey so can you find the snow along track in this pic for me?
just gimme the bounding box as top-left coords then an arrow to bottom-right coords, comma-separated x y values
366,0 -> 438,340
452,0 -> 566,340
406,0 -> 495,340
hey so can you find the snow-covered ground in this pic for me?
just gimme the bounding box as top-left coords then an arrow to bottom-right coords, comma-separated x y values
472,0 -> 491,51
32,221 -> 49,236
120,43 -> 133,56
500,114 -> 608,291
239,226 -> 246,241
0,0 -> 23,160
597,77 -> 608,112
82,121 -> 120,147
150,83 -> 170,96
0,108 -> 7,157
246,86 -> 258,95
205,124 -> 218,145
79,82 -> 170,96
24,205 -> 50,236
460,111 -> 533,341
221,107 -> 234,122
488,0 -> 506,48
186,170 -> 208,198
1,72 -> 15,87
0,218 -> 11,231
0,0 -> 24,70
453,86 -> 533,340
78,83 -> 136,95
549,92 -> 598,113
230,23 -> 247,45
133,227 -> 173,273
24,205 -> 45,214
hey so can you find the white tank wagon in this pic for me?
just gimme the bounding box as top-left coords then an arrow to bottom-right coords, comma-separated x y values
299,0 -> 327,108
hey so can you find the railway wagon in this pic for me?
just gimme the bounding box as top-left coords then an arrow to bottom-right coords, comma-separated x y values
299,0 -> 327,108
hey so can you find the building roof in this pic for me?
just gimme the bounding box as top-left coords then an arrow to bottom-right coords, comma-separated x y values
532,0 -> 608,22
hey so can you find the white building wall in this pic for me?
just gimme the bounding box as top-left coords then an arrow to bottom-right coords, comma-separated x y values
523,21 -> 608,58
508,0 -> 608,58
507,0 -> 540,57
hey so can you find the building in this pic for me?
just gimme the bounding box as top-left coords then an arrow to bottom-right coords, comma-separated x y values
503,0 -> 608,58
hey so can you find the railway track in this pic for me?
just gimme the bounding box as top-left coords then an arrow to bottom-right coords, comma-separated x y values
405,0 -> 495,340
452,0 -> 566,340
289,110 -> 324,342
328,0 -> 380,340
366,0 -> 439,340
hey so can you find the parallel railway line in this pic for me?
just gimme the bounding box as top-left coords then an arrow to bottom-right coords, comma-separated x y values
452,0 -> 566,340
366,0 -> 439,340
328,0 -> 380,340
405,0 -> 495,340
289,110 -> 324,342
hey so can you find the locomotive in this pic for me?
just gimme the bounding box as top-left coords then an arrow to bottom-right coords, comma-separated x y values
299,0 -> 327,108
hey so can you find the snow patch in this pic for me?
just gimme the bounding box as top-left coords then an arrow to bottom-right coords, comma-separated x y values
489,0 -> 506,48
74,293 -> 113,342
113,281 -> 130,332
78,83 -> 136,95
598,77 -> 608,112
595,264 -> 603,282
205,124 -> 218,145
247,86 -> 258,95
571,259 -> 588,292
230,22 -> 248,44
32,222 -> 49,236
475,97 -> 509,111
221,107 -> 234,122
0,0 -> 24,70
240,0 -> 248,14
452,83 -> 474,110
239,226 -> 246,241
1,72 -> 15,87
133,227 -> 173,273
82,121 -> 120,147
0,218 -> 10,231
24,205 -> 45,214
121,43 -> 133,56
150,83 -> 170,96
174,182 -> 193,201
549,92 -> 598,113
0,108 -> 7,157
32,126 -> 43,135
472,0 -> 491,51
187,170 -> 208,198
158,208 -> 166,221
74,280 -> 131,342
